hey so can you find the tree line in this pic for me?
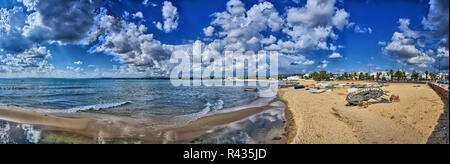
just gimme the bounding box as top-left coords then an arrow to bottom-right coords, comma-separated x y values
279,69 -> 449,81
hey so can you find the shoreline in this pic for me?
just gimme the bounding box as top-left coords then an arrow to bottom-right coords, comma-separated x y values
279,81 -> 447,144
0,93 -> 283,143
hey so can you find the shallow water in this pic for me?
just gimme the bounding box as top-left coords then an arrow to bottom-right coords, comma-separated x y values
0,78 -> 285,144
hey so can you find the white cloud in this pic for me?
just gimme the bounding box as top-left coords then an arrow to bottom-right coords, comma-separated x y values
332,9 -> 350,30
0,45 -> 53,74
407,55 -> 435,68
132,11 -> 144,19
16,0 -> 39,12
203,26 -> 214,36
317,60 -> 329,69
437,47 -> 449,57
384,19 -> 437,69
74,61 -> 83,65
328,52 -> 342,58
279,0 -> 349,53
142,0 -> 158,7
398,18 -> 418,38
378,41 -> 386,46
226,0 -> 246,15
210,0 -> 284,52
261,35 -> 277,45
354,25 -> 372,34
155,1 -> 179,33
155,22 -> 162,31
386,32 -> 421,59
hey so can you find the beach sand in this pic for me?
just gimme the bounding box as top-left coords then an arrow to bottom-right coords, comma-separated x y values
1,82 -> 446,144
279,81 -> 446,144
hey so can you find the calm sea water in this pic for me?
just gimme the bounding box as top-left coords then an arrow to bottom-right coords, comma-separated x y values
0,78 -> 285,144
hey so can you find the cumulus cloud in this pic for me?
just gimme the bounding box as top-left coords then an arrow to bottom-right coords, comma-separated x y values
203,26 -> 214,36
332,9 -> 350,30
74,61 -> 83,65
26,0 -> 97,43
0,45 -> 53,73
385,31 -> 421,59
210,0 -> 284,52
16,0 -> 39,12
382,0 -> 448,71
328,52 -> 342,58
277,0 -> 350,53
384,19 -> 438,69
1,0 -> 356,77
0,6 -> 32,53
132,11 -> 144,19
155,1 -> 179,33
422,0 -> 449,47
317,60 -> 329,69
437,47 -> 449,58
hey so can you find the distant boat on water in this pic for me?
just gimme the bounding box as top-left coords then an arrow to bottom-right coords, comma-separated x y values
244,88 -> 258,92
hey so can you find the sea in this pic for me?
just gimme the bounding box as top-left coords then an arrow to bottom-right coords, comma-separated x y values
0,78 -> 286,144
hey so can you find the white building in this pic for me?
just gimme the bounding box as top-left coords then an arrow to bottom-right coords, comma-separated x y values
287,76 -> 300,81
370,72 -> 390,81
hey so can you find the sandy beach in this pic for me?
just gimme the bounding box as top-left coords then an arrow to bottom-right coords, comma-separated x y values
279,81 -> 447,144
1,81 -> 447,144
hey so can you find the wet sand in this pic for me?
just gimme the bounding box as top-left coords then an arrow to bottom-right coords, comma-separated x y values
279,81 -> 446,144
0,109 -> 93,130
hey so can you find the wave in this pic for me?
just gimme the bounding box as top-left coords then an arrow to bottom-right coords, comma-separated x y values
0,87 -> 29,90
67,101 -> 132,113
176,99 -> 224,120
40,93 -> 97,98
0,86 -> 92,90
47,86 -> 93,90
258,87 -> 278,98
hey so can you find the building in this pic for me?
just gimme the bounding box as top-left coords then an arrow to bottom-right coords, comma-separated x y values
287,76 -> 300,81
370,72 -> 391,81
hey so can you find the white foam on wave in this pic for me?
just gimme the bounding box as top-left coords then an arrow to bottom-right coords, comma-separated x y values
175,99 -> 225,123
258,87 -> 278,98
206,87 -> 279,116
67,101 -> 132,113
21,124 -> 41,144
0,122 -> 11,144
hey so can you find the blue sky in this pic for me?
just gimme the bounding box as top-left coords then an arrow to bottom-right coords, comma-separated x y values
0,0 -> 448,78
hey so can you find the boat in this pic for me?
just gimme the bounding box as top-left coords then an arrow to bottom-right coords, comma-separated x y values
310,89 -> 327,94
244,88 -> 258,92
294,85 -> 305,89
279,85 -> 289,88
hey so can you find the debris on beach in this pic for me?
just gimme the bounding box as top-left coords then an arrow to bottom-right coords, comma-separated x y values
390,95 -> 400,102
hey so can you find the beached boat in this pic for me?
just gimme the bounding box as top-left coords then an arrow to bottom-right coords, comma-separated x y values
279,85 -> 289,88
310,89 -> 327,94
294,85 -> 305,89
244,88 -> 258,92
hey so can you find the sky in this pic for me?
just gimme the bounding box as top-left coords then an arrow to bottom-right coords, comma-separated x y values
0,0 -> 449,78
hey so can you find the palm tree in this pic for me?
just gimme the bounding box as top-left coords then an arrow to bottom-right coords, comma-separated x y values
389,69 -> 394,81
376,72 -> 381,81
425,71 -> 429,81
